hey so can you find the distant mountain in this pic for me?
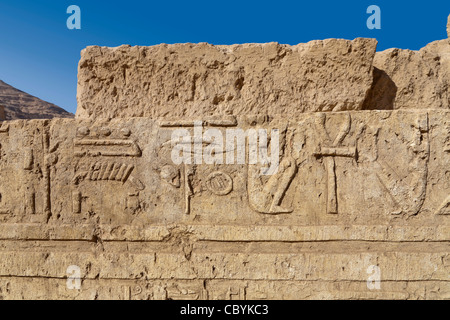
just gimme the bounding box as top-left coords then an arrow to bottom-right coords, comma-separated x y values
0,80 -> 74,120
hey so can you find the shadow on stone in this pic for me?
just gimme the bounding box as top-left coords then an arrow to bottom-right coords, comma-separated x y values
362,67 -> 397,110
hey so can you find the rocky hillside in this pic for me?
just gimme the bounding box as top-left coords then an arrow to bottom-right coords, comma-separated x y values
0,80 -> 73,120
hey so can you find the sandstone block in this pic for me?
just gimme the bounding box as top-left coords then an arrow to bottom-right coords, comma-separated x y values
0,109 -> 448,299
368,40 -> 450,110
3,21 -> 450,299
0,278 -> 448,300
76,39 -> 378,119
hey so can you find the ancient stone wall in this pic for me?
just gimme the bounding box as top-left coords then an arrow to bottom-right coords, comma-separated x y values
0,29 -> 449,300
76,39 -> 378,118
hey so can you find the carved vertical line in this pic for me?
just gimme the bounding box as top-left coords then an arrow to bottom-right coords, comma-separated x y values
43,131 -> 51,216
418,112 -> 430,214
26,190 -> 35,215
184,165 -> 193,215
73,191 -> 81,214
115,164 -> 127,181
23,148 -> 33,170
326,157 -> 338,214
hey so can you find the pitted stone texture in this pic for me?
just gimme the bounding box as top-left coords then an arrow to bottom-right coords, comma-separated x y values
76,39 -> 377,119
0,278 -> 448,300
1,111 -> 445,226
372,39 -> 450,110
0,111 -> 449,299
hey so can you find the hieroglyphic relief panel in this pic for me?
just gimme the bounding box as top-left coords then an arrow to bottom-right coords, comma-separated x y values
0,111 -> 448,300
0,123 -> 10,218
117,281 -> 208,300
149,111 -> 438,226
0,111 -> 449,225
422,111 -> 450,216
48,118 -> 152,226
0,111 -> 447,227
0,120 -> 59,224
291,111 -> 433,225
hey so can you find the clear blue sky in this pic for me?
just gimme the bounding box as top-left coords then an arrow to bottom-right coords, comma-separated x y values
0,0 -> 448,114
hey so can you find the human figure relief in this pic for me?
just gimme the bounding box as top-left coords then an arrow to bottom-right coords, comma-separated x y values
248,128 -> 297,214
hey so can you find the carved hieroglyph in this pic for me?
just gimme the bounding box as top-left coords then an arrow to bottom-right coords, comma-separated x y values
0,110 -> 448,300
313,113 -> 356,215
1,29 -> 450,299
0,113 -> 444,223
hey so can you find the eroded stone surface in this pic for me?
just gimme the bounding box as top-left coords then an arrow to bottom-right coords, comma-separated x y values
0,278 -> 447,300
0,110 -> 448,300
1,112 -> 447,224
3,23 -> 450,299
370,40 -> 450,110
76,39 -> 378,119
